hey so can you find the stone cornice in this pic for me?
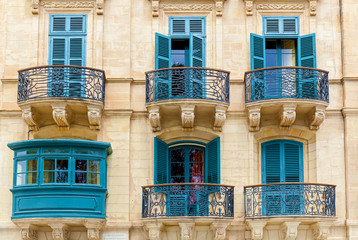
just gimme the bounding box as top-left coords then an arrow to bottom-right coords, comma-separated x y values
32,0 -> 104,15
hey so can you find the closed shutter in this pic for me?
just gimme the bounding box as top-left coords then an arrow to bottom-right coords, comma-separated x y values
206,137 -> 220,184
155,33 -> 171,69
69,38 -> 84,66
170,17 -> 205,36
51,38 -> 66,65
154,138 -> 168,184
172,19 -> 187,34
262,142 -> 281,184
263,17 -> 299,35
298,33 -> 316,68
284,141 -> 303,182
250,34 -> 265,70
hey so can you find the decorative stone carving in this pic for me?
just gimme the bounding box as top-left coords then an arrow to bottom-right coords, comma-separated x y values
310,106 -> 326,130
310,0 -> 317,15
32,0 -> 104,15
32,0 -> 39,14
244,0 -> 254,15
149,107 -> 161,132
213,106 -> 226,131
181,105 -> 195,132
87,105 -> 102,130
179,223 -> 195,240
215,0 -> 225,16
161,4 -> 214,12
312,222 -> 332,240
210,222 -> 230,240
248,106 -> 261,131
20,225 -> 38,240
96,0 -> 104,14
144,222 -> 163,240
256,3 -> 305,10
85,220 -> 105,240
246,221 -> 267,240
48,223 -> 69,240
21,106 -> 38,131
150,0 -> 160,17
280,104 -> 297,129
281,222 -> 300,240
51,103 -> 71,131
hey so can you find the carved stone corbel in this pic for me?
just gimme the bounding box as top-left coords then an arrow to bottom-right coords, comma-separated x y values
246,221 -> 267,240
17,223 -> 38,240
181,105 -> 195,132
52,103 -> 71,131
96,0 -> 104,14
243,0 -> 254,16
210,222 -> 230,240
179,223 -> 195,240
310,0 -> 317,16
144,222 -> 163,240
281,222 -> 300,240
213,106 -> 227,131
149,0 -> 160,17
87,104 -> 103,130
21,106 -> 38,131
248,106 -> 261,131
48,223 -> 69,240
215,0 -> 225,16
32,0 -> 39,14
310,106 -> 326,130
280,104 -> 297,129
312,222 -> 332,240
149,106 -> 161,132
85,219 -> 105,240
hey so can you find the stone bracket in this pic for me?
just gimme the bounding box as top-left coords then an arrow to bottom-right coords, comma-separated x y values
310,106 -> 326,130
210,222 -> 230,240
21,106 -> 38,131
246,220 -> 267,240
243,0 -> 253,15
248,106 -> 261,132
213,106 -> 227,132
181,105 -> 195,132
144,222 -> 163,240
149,106 -> 161,132
312,222 -> 333,240
52,103 -> 72,131
310,0 -> 317,15
17,223 -> 38,240
85,219 -> 105,240
32,0 -> 105,15
281,222 -> 301,240
280,104 -> 297,129
87,104 -> 103,130
179,222 -> 195,240
48,223 -> 69,240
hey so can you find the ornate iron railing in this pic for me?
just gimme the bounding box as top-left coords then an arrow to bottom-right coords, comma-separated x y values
244,67 -> 329,103
146,67 -> 230,103
142,183 -> 234,218
244,183 -> 335,218
17,65 -> 106,103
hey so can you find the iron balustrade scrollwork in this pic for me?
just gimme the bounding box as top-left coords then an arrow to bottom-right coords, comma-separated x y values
17,65 -> 106,103
244,67 -> 329,103
142,183 -> 234,218
145,67 -> 230,103
244,183 -> 336,218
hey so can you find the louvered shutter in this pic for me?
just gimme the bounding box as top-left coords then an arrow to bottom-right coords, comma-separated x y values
51,38 -> 66,65
262,142 -> 281,183
190,34 -> 205,67
52,17 -> 66,32
172,19 -> 187,34
170,18 -> 205,36
206,137 -> 220,184
69,38 -> 84,66
154,138 -> 169,184
266,19 -> 279,34
70,16 -> 84,32
284,142 -> 303,182
298,33 -> 316,68
250,34 -> 265,70
189,19 -> 203,35
283,19 -> 297,34
263,17 -> 299,35
155,33 -> 171,69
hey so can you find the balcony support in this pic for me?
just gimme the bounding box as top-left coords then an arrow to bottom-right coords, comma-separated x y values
179,222 -> 195,240
87,104 -> 103,130
51,103 -> 71,131
85,219 -> 105,240
280,104 -> 297,129
17,223 -> 38,240
210,222 -> 230,240
181,105 -> 195,132
281,222 -> 300,240
248,106 -> 261,132
148,106 -> 161,132
48,223 -> 69,240
310,106 -> 326,130
246,220 -> 267,240
144,222 -> 163,240
312,222 -> 333,240
213,106 -> 227,132
21,106 -> 38,131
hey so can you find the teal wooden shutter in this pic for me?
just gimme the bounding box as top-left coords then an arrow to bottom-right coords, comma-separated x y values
298,33 -> 316,68
51,38 -> 66,65
172,19 -> 187,34
190,34 -> 205,67
262,142 -> 281,184
155,33 -> 171,69
250,33 -> 265,70
154,138 -> 168,184
69,37 -> 84,66
263,17 -> 299,36
284,141 -> 303,182
206,137 -> 220,184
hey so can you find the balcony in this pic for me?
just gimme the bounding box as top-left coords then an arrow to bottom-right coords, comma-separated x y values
244,67 -> 329,131
145,67 -> 230,132
17,65 -> 105,132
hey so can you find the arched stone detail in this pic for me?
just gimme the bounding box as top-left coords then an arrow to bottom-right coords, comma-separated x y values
155,126 -> 220,144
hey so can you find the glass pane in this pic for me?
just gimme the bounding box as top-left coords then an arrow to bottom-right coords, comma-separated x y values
17,173 -> 26,185
171,163 -> 185,177
88,173 -> 100,185
76,160 -> 87,171
171,176 -> 184,183
43,171 -> 55,183
44,149 -> 69,154
89,161 -> 100,172
266,40 -> 277,68
171,149 -> 185,163
190,149 -> 203,162
27,160 -> 37,171
281,40 -> 296,66
75,172 -> 87,184
56,171 -> 68,183
17,149 -> 37,156
27,172 -> 37,184
44,159 -> 55,170
17,161 -> 26,173
171,39 -> 187,67
57,159 -> 68,171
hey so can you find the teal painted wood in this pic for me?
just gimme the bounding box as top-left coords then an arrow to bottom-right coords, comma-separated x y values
155,33 -> 171,69
298,33 -> 316,68
263,16 -> 299,36
250,33 -> 265,70
206,137 -> 220,184
169,17 -> 206,37
189,33 -> 205,67
154,138 -> 169,184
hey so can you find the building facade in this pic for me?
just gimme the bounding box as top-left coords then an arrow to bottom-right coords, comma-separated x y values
0,0 -> 356,239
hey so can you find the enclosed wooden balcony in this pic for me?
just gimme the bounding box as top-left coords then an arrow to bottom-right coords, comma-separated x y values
145,67 -> 230,132
244,67 -> 329,131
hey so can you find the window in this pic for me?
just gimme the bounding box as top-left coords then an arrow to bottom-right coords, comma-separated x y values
16,159 -> 38,185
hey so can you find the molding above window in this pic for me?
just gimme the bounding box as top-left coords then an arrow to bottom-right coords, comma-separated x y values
148,0 -> 226,17
242,0 -> 318,16
31,0 -> 104,15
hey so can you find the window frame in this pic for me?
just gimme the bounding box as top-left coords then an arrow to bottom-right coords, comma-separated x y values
263,16 -> 300,37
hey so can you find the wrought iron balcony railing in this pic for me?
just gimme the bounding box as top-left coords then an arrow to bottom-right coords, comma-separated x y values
244,183 -> 335,218
17,65 -> 106,103
244,67 -> 329,103
142,183 -> 234,218
145,67 -> 230,103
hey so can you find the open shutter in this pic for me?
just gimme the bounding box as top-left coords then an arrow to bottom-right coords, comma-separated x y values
155,33 -> 171,69
206,137 -> 220,184
284,142 -> 303,182
298,33 -> 316,68
262,142 -> 281,184
250,33 -> 265,70
154,138 -> 168,184
190,34 -> 205,67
